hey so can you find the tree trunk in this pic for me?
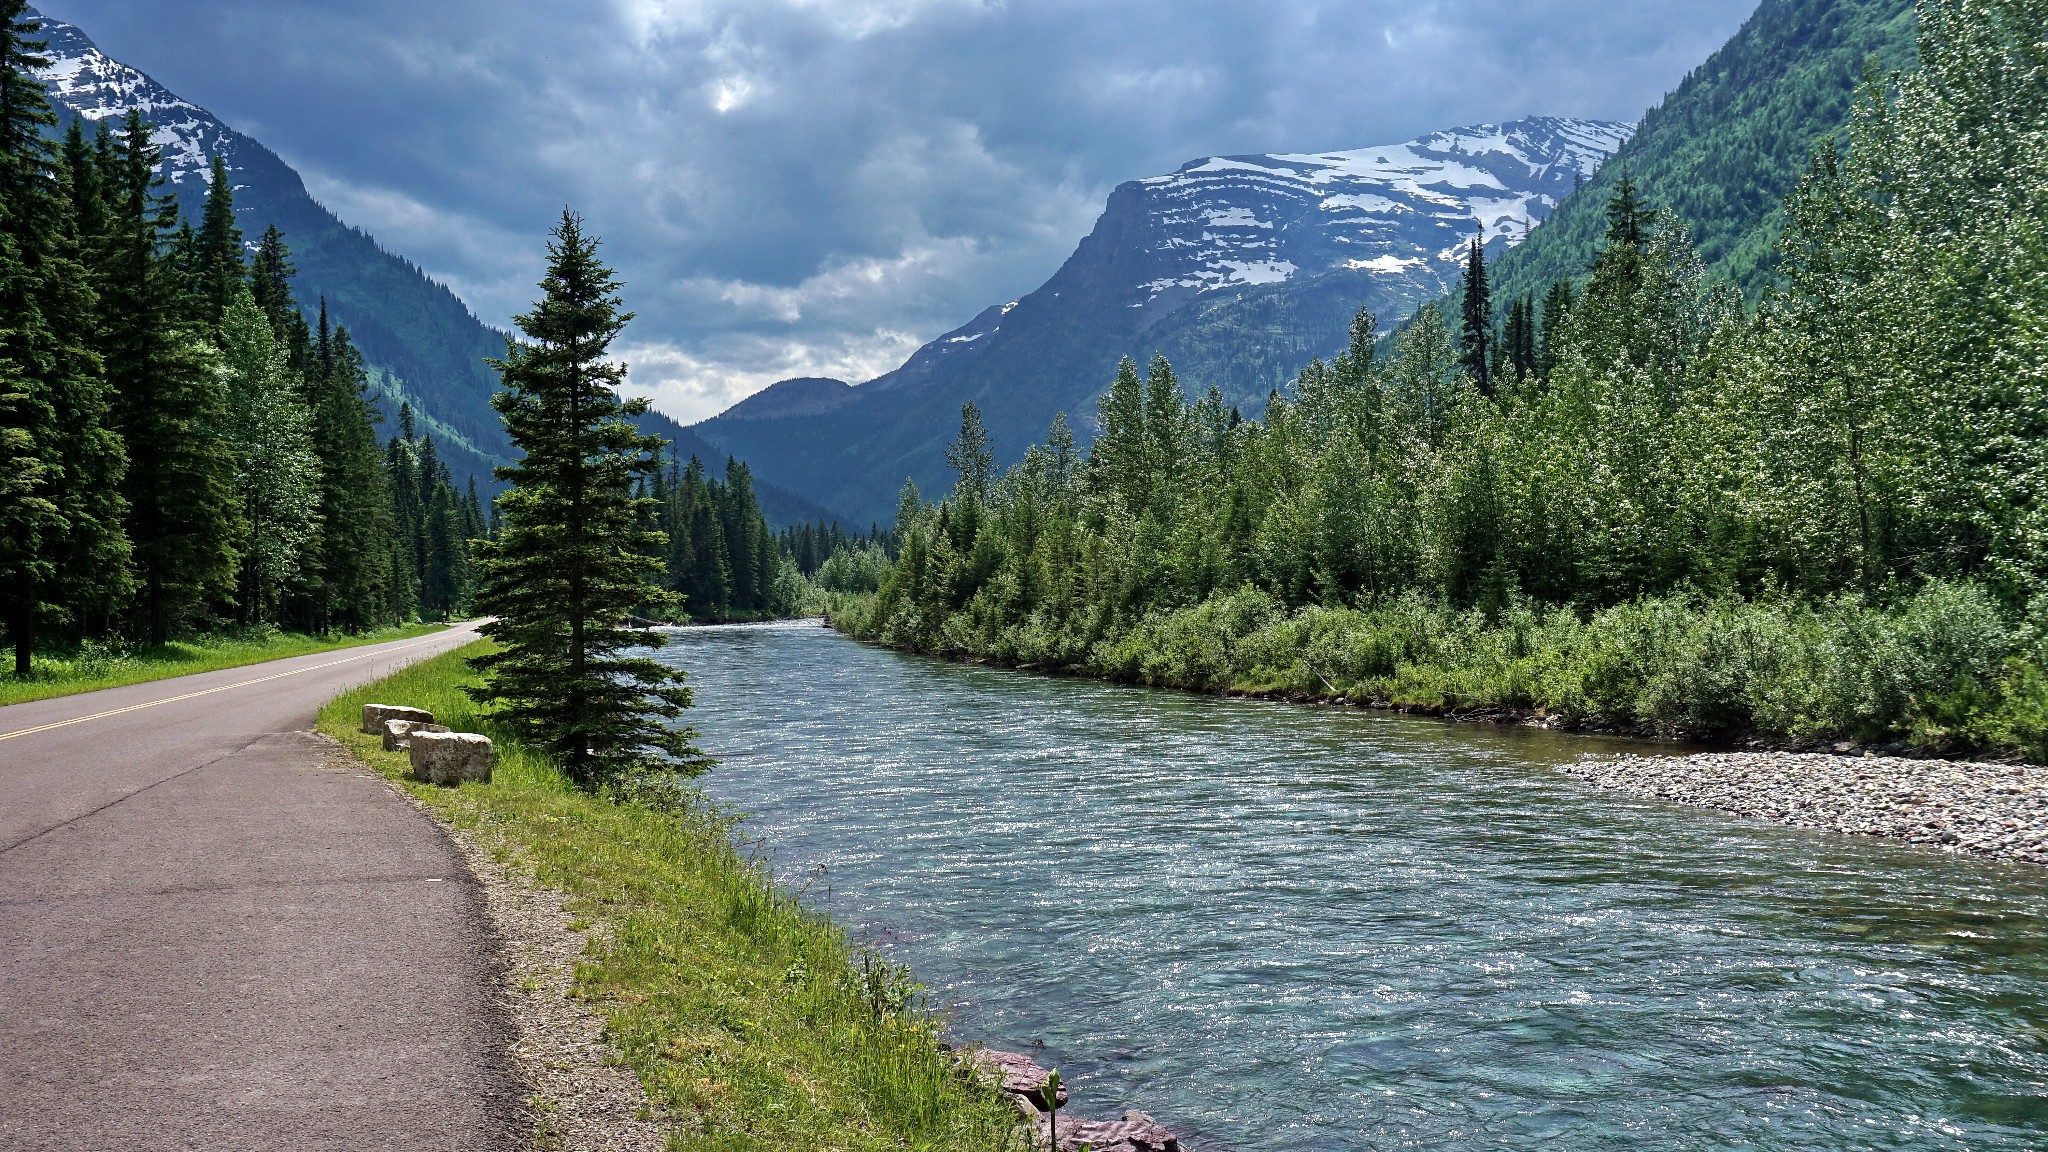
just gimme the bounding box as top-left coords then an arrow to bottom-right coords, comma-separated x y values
12,593 -> 30,679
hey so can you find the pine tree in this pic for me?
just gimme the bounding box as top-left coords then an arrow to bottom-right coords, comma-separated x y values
0,0 -> 69,674
1594,169 -> 1656,291
468,212 -> 706,785
309,312 -> 395,631
192,155 -> 242,333
249,224 -> 295,342
97,112 -> 238,644
670,455 -> 731,618
1537,279 -> 1573,378
945,402 -> 995,505
1459,232 -> 1492,394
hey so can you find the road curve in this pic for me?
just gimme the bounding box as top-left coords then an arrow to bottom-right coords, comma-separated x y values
0,624 -> 525,1151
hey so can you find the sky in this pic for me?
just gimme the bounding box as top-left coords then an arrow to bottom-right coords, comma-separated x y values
41,0 -> 1760,424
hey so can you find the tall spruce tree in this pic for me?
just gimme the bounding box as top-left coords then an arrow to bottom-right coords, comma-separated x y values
192,155 -> 242,333
0,0 -> 123,674
98,111 -> 240,643
50,120 -> 129,647
1459,232 -> 1492,393
468,212 -> 707,784
248,225 -> 295,341
0,0 -> 60,676
309,310 -> 396,631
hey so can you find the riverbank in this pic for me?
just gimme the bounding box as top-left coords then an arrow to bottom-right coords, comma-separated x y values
1,622 -> 448,706
317,641 -> 1021,1151
834,583 -> 2048,763
1565,751 -> 2048,867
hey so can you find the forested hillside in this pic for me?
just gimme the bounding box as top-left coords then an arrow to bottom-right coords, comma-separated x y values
1489,0 -> 1918,306
25,4 -> 828,526
0,4 -> 792,671
838,0 -> 2048,758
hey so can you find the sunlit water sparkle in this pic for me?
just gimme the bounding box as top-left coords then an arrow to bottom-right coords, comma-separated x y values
652,621 -> 2048,1150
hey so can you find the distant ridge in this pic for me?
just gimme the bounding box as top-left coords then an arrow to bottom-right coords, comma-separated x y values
693,117 -> 1628,525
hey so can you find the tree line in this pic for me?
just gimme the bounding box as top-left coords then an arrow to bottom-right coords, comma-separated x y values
840,0 -> 2048,755
0,1 -> 408,672
648,453 -> 799,621
0,4 -> 803,676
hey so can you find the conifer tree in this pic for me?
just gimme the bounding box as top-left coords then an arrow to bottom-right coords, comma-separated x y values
308,311 -> 395,631
49,119 -> 129,647
1458,232 -> 1492,393
192,155 -> 242,333
97,112 -> 240,643
468,212 -> 706,784
249,224 -> 295,341
0,0 -> 83,674
945,403 -> 995,506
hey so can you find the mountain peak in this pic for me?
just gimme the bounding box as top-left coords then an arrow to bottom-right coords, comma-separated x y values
1127,115 -> 1630,305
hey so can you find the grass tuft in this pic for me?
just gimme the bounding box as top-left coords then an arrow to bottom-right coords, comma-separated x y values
317,641 -> 1021,1151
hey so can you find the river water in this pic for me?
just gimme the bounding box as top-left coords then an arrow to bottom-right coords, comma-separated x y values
653,621 -> 2048,1150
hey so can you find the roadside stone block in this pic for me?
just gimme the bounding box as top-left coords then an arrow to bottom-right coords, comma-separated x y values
362,703 -> 434,735
409,731 -> 494,785
382,719 -> 451,751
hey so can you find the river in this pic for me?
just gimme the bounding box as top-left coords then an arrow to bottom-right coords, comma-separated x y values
652,621 -> 2048,1150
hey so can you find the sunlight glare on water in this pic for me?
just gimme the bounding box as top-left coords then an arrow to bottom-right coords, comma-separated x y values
653,621 -> 2048,1150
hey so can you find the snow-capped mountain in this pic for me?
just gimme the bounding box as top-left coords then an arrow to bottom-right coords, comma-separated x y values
34,12 -> 223,193
695,117 -> 1630,524
1127,118 -> 1627,304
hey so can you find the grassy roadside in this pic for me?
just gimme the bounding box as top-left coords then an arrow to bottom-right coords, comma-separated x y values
0,623 -> 449,707
317,641 -> 1020,1152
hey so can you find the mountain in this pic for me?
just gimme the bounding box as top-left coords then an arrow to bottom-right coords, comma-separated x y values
1488,0 -> 1918,306
27,5 -> 833,528
693,117 -> 1628,525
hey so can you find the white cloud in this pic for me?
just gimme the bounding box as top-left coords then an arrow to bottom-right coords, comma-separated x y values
51,0 -> 1761,426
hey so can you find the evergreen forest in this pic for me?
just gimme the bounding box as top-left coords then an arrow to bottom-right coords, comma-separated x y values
839,0 -> 2048,759
0,3 -> 790,676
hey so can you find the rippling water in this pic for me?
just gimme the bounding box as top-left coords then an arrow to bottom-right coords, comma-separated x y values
653,621 -> 2048,1150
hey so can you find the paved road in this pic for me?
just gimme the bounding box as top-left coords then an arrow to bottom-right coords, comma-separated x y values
0,625 -> 525,1151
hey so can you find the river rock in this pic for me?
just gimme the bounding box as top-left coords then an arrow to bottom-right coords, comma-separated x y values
1038,1110 -> 1180,1152
963,1048 -> 1068,1110
382,718 -> 450,751
361,703 -> 433,735
409,731 -> 494,785
1562,751 -> 2047,867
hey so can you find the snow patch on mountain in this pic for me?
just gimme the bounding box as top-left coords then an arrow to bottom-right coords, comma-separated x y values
28,6 -> 233,194
1125,116 -> 1630,304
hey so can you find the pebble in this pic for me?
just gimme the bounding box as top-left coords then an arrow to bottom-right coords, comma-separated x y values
1562,752 -> 2048,867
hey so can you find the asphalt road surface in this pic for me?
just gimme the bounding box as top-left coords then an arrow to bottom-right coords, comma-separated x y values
0,624 -> 526,1151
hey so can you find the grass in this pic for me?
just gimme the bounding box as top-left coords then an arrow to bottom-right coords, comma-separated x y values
0,623 -> 450,707
317,641 -> 1022,1152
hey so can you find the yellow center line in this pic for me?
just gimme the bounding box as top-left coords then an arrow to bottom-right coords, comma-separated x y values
0,631 -> 465,743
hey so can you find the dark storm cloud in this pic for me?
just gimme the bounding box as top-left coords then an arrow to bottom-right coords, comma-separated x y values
39,0 -> 1758,420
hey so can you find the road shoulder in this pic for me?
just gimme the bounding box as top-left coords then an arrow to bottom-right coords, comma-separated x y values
323,732 -> 666,1151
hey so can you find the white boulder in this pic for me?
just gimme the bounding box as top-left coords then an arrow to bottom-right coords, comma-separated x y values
382,718 -> 451,751
362,703 -> 434,735
409,731 -> 494,785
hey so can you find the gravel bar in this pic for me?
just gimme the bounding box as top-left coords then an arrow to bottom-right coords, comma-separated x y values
1562,752 -> 2048,867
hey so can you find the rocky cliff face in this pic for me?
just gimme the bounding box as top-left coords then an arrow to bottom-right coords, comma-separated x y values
695,118 -> 1629,525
